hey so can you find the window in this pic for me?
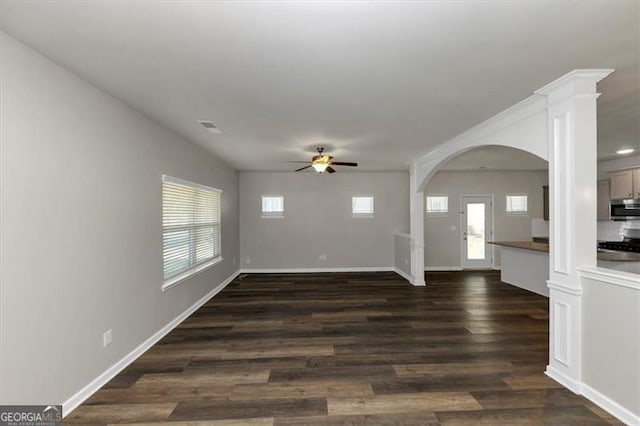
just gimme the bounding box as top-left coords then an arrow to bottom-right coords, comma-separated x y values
162,175 -> 222,290
426,195 -> 448,214
261,195 -> 284,218
506,194 -> 528,213
352,196 -> 374,217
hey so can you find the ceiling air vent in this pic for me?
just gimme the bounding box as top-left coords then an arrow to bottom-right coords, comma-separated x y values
197,120 -> 222,134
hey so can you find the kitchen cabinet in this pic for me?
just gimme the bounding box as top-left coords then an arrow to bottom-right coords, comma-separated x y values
597,180 -> 610,220
543,185 -> 549,221
609,169 -> 640,199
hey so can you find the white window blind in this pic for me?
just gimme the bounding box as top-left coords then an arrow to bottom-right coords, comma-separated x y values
262,196 -> 284,217
162,175 -> 221,282
352,196 -> 374,217
506,194 -> 528,213
426,196 -> 448,214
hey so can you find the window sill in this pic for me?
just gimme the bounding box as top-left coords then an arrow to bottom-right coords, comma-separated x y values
352,214 -> 375,219
261,214 -> 284,219
427,212 -> 449,217
162,256 -> 223,292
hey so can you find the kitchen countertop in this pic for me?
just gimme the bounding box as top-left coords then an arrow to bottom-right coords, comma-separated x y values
490,240 -> 640,262
489,241 -> 549,253
596,249 -> 640,262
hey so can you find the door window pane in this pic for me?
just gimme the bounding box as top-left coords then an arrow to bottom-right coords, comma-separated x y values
467,203 -> 486,260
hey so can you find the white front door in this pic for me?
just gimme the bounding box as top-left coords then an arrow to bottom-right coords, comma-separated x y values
461,196 -> 493,269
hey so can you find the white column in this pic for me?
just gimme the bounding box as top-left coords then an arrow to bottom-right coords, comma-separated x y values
409,163 -> 426,286
535,69 -> 613,392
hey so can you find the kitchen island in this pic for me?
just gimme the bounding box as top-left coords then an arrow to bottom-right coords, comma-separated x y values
491,241 -> 640,296
490,241 -> 550,297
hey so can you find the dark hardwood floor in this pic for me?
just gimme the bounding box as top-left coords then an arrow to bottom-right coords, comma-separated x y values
66,271 -> 620,425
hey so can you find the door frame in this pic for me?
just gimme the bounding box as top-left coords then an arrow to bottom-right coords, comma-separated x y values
459,194 -> 495,270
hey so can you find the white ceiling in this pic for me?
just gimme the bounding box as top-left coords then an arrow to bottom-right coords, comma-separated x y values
1,1 -> 638,171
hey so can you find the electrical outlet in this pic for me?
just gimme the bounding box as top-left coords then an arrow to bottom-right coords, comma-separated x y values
245,258 -> 251,265
103,329 -> 112,347
232,258 -> 236,266
404,259 -> 408,265
319,254 -> 327,261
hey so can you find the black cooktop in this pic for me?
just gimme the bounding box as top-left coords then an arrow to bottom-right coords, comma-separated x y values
598,239 -> 640,253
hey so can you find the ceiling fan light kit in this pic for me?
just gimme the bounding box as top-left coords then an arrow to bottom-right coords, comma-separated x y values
312,163 -> 329,173
289,147 -> 358,174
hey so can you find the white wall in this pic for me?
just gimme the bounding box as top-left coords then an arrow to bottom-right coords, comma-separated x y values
239,172 -> 409,269
582,277 -> 640,419
0,33 -> 239,406
424,170 -> 548,268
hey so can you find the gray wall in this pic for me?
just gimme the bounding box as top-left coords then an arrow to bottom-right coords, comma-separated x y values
239,172 -> 409,269
582,278 -> 640,417
424,170 -> 548,268
0,33 -> 239,405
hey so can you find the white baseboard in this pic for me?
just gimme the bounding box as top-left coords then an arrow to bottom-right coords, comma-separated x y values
240,267 -> 395,273
581,382 -> 640,425
393,267 -> 412,282
425,266 -> 463,271
62,269 -> 241,417
425,266 -> 501,272
240,266 -> 415,285
546,365 -> 639,424
545,364 -> 582,394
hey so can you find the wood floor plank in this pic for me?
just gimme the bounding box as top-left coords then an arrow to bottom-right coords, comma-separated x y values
133,369 -> 270,388
274,412 -> 439,425
110,419 -> 274,426
170,398 -> 327,421
230,381 -> 374,400
65,403 -> 176,424
327,392 -> 482,416
67,271 -> 616,424
472,388 -> 589,410
393,361 -> 514,376
139,345 -> 335,362
371,374 -> 510,394
268,365 -> 397,383
503,372 -> 564,389
186,357 -> 309,371
435,406 -> 610,425
84,385 -> 234,405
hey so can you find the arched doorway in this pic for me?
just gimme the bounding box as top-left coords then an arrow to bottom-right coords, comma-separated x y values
422,146 -> 548,276
403,69 -> 613,399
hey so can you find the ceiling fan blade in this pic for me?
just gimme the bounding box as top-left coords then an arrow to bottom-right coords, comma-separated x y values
286,161 -> 312,163
326,166 -> 336,173
295,165 -> 312,172
330,161 -> 358,167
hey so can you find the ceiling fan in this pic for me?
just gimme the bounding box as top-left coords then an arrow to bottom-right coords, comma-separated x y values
288,147 -> 358,173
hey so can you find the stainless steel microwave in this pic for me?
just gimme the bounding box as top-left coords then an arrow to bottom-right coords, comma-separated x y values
610,198 -> 640,220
